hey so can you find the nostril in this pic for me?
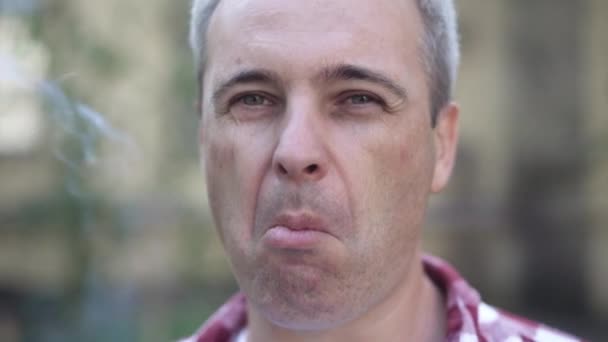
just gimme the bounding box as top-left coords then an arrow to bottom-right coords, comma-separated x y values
278,163 -> 288,175
304,164 -> 318,174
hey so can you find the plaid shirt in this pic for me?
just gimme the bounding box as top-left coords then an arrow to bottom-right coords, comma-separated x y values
182,254 -> 583,342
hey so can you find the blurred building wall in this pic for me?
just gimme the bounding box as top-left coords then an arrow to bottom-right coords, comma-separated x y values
585,0 -> 608,320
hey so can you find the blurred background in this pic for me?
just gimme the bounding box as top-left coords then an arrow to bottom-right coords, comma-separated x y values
0,0 -> 606,341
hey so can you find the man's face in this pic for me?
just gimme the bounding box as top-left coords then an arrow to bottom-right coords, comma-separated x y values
200,0 -> 457,330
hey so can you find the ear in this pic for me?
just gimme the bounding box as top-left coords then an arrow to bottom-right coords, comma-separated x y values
431,102 -> 459,193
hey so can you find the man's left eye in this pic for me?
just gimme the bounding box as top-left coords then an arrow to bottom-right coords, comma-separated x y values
346,94 -> 379,105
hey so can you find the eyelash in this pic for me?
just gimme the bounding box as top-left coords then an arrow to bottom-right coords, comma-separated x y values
339,92 -> 386,107
230,93 -> 275,107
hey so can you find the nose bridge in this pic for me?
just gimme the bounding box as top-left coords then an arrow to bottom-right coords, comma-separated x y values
272,97 -> 327,182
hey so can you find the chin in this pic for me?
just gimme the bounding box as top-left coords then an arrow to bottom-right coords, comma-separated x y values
247,263 -> 359,332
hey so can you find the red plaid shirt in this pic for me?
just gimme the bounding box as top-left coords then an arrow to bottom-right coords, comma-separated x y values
181,255 -> 583,342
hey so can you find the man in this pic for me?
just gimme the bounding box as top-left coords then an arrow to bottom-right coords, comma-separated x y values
183,0 -> 582,341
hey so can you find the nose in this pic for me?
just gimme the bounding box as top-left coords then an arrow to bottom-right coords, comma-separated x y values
272,110 -> 328,183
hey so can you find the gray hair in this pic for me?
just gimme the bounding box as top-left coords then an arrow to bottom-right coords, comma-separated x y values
189,0 -> 459,125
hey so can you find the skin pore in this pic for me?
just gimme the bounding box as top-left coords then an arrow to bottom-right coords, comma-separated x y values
199,0 -> 459,341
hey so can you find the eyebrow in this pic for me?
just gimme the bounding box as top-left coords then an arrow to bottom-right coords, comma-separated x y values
316,64 -> 408,100
212,69 -> 282,104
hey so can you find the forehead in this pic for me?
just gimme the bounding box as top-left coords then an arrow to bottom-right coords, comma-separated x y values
205,0 -> 424,84
211,0 -> 417,31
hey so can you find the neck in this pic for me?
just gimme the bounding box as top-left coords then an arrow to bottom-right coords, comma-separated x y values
247,252 -> 446,342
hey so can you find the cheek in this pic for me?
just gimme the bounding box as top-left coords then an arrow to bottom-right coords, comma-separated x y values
205,135 -> 234,174
203,126 -> 275,246
387,134 -> 434,218
348,132 -> 434,285
204,135 -> 237,240
354,126 -> 435,241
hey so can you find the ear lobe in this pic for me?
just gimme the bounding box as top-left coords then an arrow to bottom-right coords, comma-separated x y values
431,102 -> 459,193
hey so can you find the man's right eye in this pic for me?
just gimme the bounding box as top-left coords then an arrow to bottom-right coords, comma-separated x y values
237,94 -> 272,106
220,92 -> 279,120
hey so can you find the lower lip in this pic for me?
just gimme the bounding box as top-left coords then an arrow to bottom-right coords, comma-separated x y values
263,226 -> 328,249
